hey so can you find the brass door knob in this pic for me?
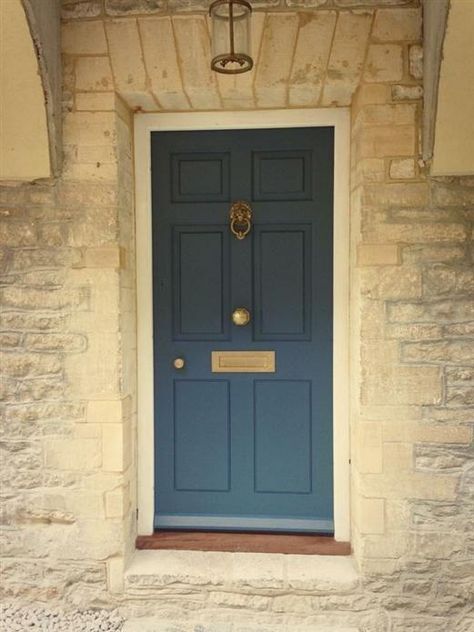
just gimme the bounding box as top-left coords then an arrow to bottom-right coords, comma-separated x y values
232,307 -> 251,326
173,358 -> 185,369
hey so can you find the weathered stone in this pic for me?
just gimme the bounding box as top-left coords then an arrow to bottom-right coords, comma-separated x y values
402,340 -> 474,365
138,17 -> 190,111
0,221 -> 36,247
392,84 -> 423,101
61,1 -> 102,20
390,158 -> 416,179
289,12 -> 336,106
409,44 -> 423,80
415,445 -> 469,472
372,8 -> 421,41
62,20 -> 107,55
446,386 -> 474,407
105,0 -> 166,16
364,45 -> 403,83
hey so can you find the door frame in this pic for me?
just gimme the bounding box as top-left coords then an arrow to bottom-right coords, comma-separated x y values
134,109 -> 351,541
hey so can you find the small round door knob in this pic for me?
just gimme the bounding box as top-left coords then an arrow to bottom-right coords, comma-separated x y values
173,358 -> 185,369
232,307 -> 251,326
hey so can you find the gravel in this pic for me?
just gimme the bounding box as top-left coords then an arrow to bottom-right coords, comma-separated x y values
0,603 -> 124,631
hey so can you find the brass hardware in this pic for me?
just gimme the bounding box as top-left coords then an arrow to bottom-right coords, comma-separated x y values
212,351 -> 275,373
230,201 -> 252,240
173,358 -> 185,369
232,307 -> 251,326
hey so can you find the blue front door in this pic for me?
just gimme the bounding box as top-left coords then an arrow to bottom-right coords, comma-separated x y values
152,127 -> 334,532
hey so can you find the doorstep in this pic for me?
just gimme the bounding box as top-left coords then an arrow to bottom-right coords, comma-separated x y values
123,621 -> 360,632
125,549 -> 359,593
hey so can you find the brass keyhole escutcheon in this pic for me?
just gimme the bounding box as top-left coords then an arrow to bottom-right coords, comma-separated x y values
173,358 -> 185,369
232,307 -> 251,326
230,201 -> 252,240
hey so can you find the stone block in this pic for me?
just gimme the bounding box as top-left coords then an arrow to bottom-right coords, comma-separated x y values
83,246 -> 122,268
61,1 -> 102,20
356,103 -> 415,127
360,470 -> 458,501
102,421 -> 131,472
357,125 -> 415,158
65,332 -> 121,397
105,0 -> 166,15
372,8 -> 421,42
402,340 -> 474,365
87,399 -> 125,423
75,92 -> 117,112
62,21 -> 107,55
352,84 -> 391,112
105,19 -> 156,110
392,84 -> 423,101
0,352 -> 62,378
173,16 -> 222,110
289,11 -> 337,107
364,45 -> 403,83
358,497 -> 385,534
362,364 -> 442,406
390,158 -> 416,179
230,552 -> 286,589
44,438 -> 101,470
384,323 -> 442,341
75,57 -> 114,92
107,556 -> 125,593
255,13 -> 299,108
322,11 -> 372,106
138,17 -> 189,111
355,423 -> 383,473
169,0 -> 210,11
357,244 -> 400,266
105,485 -> 129,518
23,333 -> 86,353
361,267 -> 421,299
0,220 -> 36,246
63,112 -> 117,147
409,44 -> 423,80
366,222 -> 465,244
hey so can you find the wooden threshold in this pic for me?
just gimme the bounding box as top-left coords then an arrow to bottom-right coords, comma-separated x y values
136,531 -> 351,555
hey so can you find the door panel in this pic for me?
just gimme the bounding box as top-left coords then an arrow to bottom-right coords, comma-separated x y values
253,225 -> 311,340
254,380 -> 312,494
152,127 -> 334,533
172,227 -> 230,340
174,380 -> 230,492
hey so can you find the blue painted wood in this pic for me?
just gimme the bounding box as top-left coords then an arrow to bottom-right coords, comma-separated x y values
152,127 -> 334,533
174,380 -> 230,491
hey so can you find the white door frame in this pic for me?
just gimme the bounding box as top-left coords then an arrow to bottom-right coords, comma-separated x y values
134,108 -> 351,542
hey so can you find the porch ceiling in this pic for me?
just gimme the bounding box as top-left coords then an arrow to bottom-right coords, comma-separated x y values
61,0 -> 422,112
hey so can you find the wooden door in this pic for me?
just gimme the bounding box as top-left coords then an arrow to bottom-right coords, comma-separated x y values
152,127 -> 334,532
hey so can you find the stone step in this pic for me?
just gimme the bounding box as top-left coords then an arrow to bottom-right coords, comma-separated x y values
123,551 -> 362,629
125,550 -> 359,594
123,621 -> 360,632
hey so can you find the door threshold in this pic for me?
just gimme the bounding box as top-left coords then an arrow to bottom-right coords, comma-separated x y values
136,531 -> 350,555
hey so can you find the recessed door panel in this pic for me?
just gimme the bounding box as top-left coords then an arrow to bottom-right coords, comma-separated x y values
174,380 -> 230,492
173,227 -> 229,340
254,380 -> 312,494
171,152 -> 230,202
254,226 -> 311,340
252,150 -> 312,201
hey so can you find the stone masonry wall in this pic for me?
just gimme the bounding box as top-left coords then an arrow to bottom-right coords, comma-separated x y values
1,0 -> 473,630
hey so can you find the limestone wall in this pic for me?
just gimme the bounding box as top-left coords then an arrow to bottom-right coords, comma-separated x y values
0,0 -> 473,629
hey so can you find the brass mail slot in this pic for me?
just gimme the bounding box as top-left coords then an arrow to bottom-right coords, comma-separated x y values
211,351 -> 275,373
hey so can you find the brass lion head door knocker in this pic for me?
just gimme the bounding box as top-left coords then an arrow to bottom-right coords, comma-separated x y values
229,200 -> 252,240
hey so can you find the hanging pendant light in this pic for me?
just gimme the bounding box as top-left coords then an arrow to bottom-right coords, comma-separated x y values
209,0 -> 253,74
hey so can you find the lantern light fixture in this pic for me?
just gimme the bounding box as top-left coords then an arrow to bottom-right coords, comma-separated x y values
209,0 -> 253,75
